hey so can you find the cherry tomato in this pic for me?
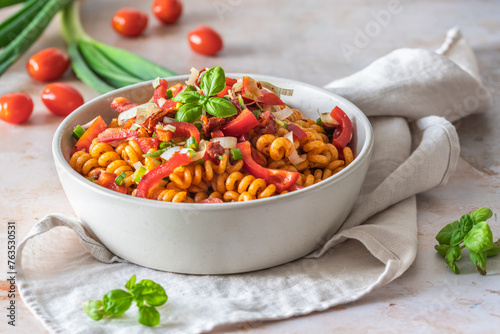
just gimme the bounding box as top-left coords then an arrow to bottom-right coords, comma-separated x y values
112,8 -> 148,37
26,48 -> 70,82
0,93 -> 33,124
152,0 -> 182,24
41,83 -> 84,117
188,25 -> 223,56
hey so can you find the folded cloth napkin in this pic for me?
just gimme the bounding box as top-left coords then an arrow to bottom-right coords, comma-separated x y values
17,28 -> 492,334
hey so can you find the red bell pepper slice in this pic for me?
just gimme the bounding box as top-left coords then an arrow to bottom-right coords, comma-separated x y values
216,85 -> 232,97
258,89 -> 285,106
133,137 -> 160,154
220,109 -> 259,137
236,141 -> 300,193
330,106 -> 353,150
287,123 -> 307,140
169,83 -> 183,97
211,130 -> 224,138
111,97 -> 138,113
71,116 -> 107,155
199,198 -> 224,203
96,128 -> 140,143
136,153 -> 194,198
241,76 -> 262,101
122,117 -> 136,129
155,122 -> 201,143
97,172 -> 127,194
154,79 -> 179,110
225,77 -> 237,86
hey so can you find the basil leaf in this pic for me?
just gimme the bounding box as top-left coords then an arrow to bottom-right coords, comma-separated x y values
464,221 -> 493,253
204,97 -> 238,118
83,300 -> 104,321
125,275 -> 136,292
136,279 -> 168,307
484,240 -> 500,257
450,230 -> 465,247
435,244 -> 450,257
102,289 -> 133,316
138,305 -> 160,327
460,214 -> 474,234
445,245 -> 461,274
469,250 -> 487,275
172,91 -> 201,104
470,207 -> 493,225
175,103 -> 203,122
200,66 -> 226,97
435,220 -> 460,245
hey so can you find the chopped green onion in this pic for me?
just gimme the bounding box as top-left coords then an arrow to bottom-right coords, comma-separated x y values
87,177 -> 95,181
276,120 -> 288,129
72,125 -> 86,140
133,166 -> 148,183
238,94 -> 246,109
152,132 -> 157,137
153,77 -> 161,89
159,141 -> 175,150
115,172 -> 127,185
164,124 -> 176,132
316,117 -> 323,127
129,123 -> 140,130
218,155 -> 224,160
185,136 -> 199,150
252,109 -> 262,119
230,148 -> 243,160
143,149 -> 166,158
166,89 -> 173,99
186,149 -> 197,158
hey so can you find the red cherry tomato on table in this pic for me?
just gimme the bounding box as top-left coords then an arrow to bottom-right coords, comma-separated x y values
188,25 -> 223,56
152,0 -> 182,24
26,48 -> 70,82
0,93 -> 33,124
112,8 -> 148,37
41,83 -> 84,117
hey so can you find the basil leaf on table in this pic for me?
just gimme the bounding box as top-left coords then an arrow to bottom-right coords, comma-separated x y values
136,279 -> 168,307
435,220 -> 460,245
470,207 -> 493,224
469,250 -> 487,275
138,305 -> 161,327
102,289 -> 134,317
83,300 -> 104,321
444,245 -> 462,274
463,221 -> 493,253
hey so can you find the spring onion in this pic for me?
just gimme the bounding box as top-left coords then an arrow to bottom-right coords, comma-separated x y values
60,1 -> 176,93
275,120 -> 288,129
114,172 -> 127,186
133,166 -> 148,183
143,149 -> 166,158
230,148 -> 242,160
72,125 -> 85,140
185,136 -> 199,150
0,0 -> 74,76
238,94 -> 246,110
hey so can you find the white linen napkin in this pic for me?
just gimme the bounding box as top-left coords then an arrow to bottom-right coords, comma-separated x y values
17,28 -> 492,334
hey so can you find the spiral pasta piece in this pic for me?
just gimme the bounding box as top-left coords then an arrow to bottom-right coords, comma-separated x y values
269,137 -> 294,161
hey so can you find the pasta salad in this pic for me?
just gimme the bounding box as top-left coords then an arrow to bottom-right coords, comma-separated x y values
69,66 -> 354,203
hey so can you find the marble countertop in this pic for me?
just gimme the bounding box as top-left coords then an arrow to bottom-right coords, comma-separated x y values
1,0 -> 500,333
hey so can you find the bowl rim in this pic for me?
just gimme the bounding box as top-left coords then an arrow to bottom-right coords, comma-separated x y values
53,73 -> 374,211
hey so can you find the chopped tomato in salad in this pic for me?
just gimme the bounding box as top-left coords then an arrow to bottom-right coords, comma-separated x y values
69,66 -> 355,203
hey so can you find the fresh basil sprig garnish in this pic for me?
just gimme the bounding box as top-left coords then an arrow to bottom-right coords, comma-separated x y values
435,208 -> 500,275
83,275 -> 168,327
173,66 -> 237,122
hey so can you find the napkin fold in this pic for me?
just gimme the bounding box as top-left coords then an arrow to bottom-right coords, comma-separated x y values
17,28 -> 492,334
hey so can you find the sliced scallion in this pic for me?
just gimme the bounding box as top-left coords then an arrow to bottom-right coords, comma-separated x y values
133,166 -> 148,183
115,172 -> 127,186
238,94 -> 246,109
185,136 -> 199,150
143,149 -> 165,158
230,148 -> 242,160
166,89 -> 173,99
152,77 -> 161,89
72,125 -> 86,140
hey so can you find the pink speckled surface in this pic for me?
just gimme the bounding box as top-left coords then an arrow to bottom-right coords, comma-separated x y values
1,0 -> 499,333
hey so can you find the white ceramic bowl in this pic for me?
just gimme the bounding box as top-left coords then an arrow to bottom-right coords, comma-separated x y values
53,74 -> 373,274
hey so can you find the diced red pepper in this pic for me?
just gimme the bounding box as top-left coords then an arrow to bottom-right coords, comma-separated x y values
96,128 -> 140,143
330,106 -> 353,150
136,153 -> 194,198
97,172 -> 127,194
71,116 -> 107,155
154,78 -> 178,110
122,117 -> 136,129
236,141 -> 300,193
133,137 -> 160,154
216,85 -> 232,97
287,123 -> 307,140
225,77 -> 237,86
220,108 -> 259,137
155,122 -> 201,143
199,198 -> 224,203
258,89 -> 285,106
111,97 -> 138,113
